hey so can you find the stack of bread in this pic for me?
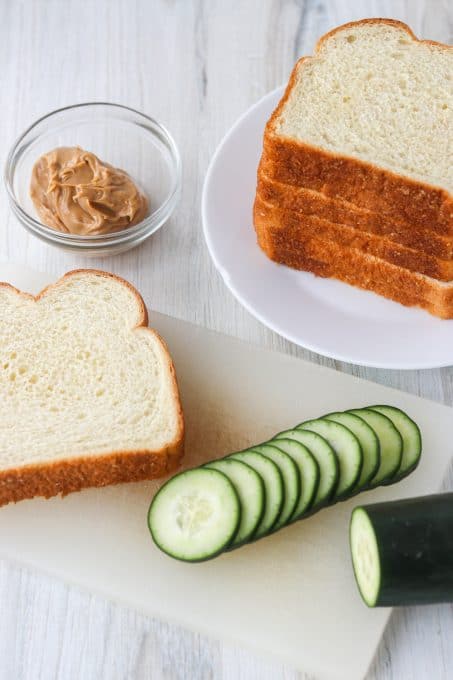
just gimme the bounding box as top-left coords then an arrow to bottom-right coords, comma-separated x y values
254,19 -> 453,318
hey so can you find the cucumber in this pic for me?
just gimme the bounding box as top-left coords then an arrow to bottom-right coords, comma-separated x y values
324,412 -> 380,490
204,458 -> 265,546
298,419 -> 363,501
148,406 -> 422,563
350,493 -> 453,607
369,405 -> 422,480
251,443 -> 301,530
274,429 -> 338,508
268,437 -> 320,520
348,409 -> 402,486
229,450 -> 283,538
148,468 -> 240,562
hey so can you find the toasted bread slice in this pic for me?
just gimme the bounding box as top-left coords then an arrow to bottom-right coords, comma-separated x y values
263,19 -> 452,231
254,194 -> 453,281
0,270 -> 184,506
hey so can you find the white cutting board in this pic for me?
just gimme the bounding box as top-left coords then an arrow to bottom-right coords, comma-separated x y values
0,263 -> 452,680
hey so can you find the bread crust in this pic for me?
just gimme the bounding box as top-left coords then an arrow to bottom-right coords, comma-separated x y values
258,171 -> 453,259
264,19 -> 453,232
0,269 -> 185,507
255,223 -> 453,318
255,195 -> 453,281
0,445 -> 183,507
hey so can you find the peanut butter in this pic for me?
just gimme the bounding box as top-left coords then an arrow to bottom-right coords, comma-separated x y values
30,147 -> 148,235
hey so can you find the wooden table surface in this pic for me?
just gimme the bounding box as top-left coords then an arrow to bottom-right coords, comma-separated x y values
0,1 -> 452,678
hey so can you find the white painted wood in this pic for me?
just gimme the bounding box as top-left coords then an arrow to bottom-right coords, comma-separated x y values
0,1 -> 451,678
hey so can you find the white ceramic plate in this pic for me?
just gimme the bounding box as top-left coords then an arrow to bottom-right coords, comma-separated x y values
202,87 -> 453,370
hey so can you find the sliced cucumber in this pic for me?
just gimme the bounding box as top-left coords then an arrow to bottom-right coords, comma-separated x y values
148,468 -> 240,562
268,437 -> 320,520
298,419 -> 363,501
369,405 -> 422,481
148,406 -> 423,564
251,443 -> 300,530
204,458 -> 265,546
274,429 -> 338,508
348,409 -> 403,487
324,412 -> 380,490
229,450 -> 283,538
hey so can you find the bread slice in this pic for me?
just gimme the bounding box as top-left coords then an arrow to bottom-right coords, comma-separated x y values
257,170 -> 453,259
263,19 -> 453,231
255,194 -> 453,281
255,223 -> 453,318
0,270 -> 184,506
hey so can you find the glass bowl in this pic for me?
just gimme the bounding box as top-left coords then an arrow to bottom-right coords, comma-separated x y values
4,103 -> 181,256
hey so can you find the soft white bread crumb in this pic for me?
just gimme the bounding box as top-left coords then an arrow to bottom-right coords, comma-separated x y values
275,21 -> 452,191
0,270 -> 183,469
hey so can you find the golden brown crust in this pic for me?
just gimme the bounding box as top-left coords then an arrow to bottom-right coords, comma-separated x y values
0,269 -> 185,507
255,223 -> 453,319
255,195 -> 453,281
317,18 -> 449,52
0,445 -> 182,507
263,138 -> 453,233
264,19 -> 452,231
257,171 -> 453,258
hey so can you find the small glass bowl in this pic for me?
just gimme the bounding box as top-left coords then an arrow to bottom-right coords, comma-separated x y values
4,103 -> 181,256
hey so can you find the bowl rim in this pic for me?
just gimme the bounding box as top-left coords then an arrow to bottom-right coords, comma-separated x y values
3,101 -> 182,246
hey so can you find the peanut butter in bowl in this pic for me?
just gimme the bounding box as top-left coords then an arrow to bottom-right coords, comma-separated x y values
30,146 -> 149,236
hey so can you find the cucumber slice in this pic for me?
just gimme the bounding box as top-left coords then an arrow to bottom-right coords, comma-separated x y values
298,419 -> 363,501
274,429 -> 338,508
251,443 -> 301,529
348,409 -> 403,486
204,458 -> 265,546
324,412 -> 380,490
350,493 -> 453,607
369,405 -> 422,481
229,450 -> 283,538
148,468 -> 240,562
269,437 -> 320,520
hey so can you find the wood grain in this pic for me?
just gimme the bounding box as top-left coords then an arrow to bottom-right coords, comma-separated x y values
0,0 -> 452,678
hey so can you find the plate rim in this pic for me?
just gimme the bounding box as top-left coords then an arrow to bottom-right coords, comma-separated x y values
201,88 -> 453,371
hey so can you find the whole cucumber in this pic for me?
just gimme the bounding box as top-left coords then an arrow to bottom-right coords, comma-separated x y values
350,492 -> 453,607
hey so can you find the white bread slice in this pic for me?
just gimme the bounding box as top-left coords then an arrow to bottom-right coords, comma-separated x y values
0,270 -> 184,506
254,194 -> 453,281
263,19 -> 453,230
257,170 -> 453,258
255,221 -> 453,319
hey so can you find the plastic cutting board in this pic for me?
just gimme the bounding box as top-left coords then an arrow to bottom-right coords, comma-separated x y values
0,262 -> 452,680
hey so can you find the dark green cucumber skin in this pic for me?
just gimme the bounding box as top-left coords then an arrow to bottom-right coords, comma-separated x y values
368,405 -> 422,484
204,458 -> 266,551
266,438 -> 320,522
354,493 -> 453,607
380,458 -> 420,486
323,411 -> 380,492
391,460 -> 420,483
148,468 -> 242,563
348,409 -> 402,489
